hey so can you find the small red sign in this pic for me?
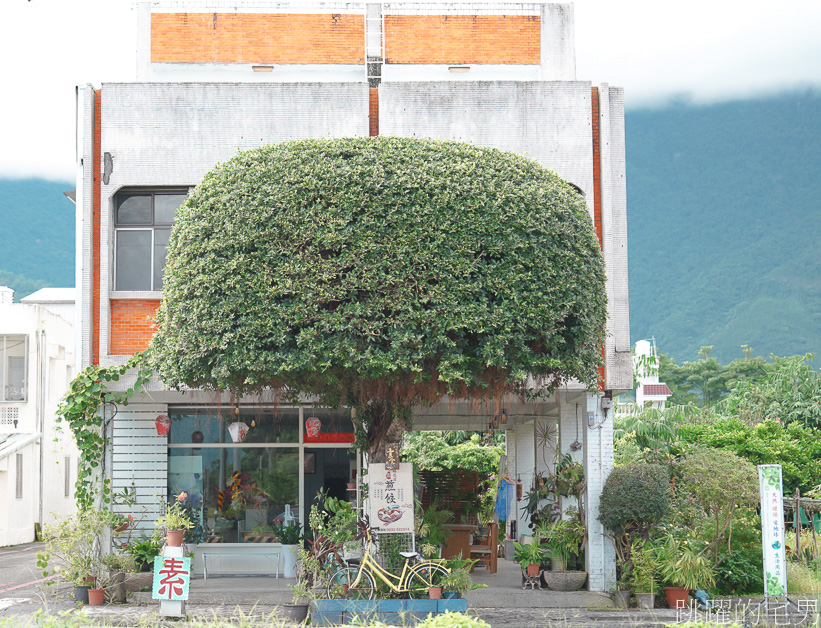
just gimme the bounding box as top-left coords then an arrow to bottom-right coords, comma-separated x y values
304,432 -> 355,443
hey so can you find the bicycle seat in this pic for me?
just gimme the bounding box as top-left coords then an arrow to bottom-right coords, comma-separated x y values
400,552 -> 419,559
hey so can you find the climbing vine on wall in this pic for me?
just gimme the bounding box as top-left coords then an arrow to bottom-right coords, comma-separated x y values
57,351 -> 153,509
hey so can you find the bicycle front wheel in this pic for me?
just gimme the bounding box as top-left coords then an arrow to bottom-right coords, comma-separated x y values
327,566 -> 376,600
405,563 -> 448,597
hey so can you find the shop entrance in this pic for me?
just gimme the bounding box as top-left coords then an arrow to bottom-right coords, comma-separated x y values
303,447 -> 357,540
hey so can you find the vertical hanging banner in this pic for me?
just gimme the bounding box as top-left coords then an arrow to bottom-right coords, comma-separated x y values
758,464 -> 787,596
369,463 -> 414,534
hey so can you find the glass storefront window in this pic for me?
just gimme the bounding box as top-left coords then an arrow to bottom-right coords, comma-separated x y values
167,408 -> 299,445
168,447 -> 299,544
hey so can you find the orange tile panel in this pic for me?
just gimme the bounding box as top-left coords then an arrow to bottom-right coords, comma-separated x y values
151,13 -> 365,64
384,15 -> 540,65
110,300 -> 160,355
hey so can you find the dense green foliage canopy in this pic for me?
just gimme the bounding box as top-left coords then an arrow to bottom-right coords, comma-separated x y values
152,138 -> 605,447
678,417 -> 821,494
599,464 -> 670,535
402,432 -> 503,474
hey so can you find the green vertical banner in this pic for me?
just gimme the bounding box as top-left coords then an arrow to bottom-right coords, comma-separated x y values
758,464 -> 787,597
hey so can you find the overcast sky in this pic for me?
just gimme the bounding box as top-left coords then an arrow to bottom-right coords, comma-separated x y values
2,0 -> 820,182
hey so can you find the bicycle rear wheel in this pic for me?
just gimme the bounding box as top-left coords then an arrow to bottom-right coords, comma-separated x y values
405,563 -> 448,597
327,566 -> 376,600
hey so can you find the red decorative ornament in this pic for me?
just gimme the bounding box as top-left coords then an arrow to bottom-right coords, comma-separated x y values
305,416 -> 322,439
155,415 -> 172,436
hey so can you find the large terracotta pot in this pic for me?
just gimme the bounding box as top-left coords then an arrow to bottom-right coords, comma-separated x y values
167,529 -> 184,547
542,571 -> 588,591
664,586 -> 690,609
87,588 -> 105,606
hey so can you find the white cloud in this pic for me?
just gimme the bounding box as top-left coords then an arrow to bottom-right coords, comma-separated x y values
1,0 -> 820,180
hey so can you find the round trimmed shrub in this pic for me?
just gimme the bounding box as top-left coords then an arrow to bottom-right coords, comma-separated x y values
598,464 -> 670,534
152,137 -> 606,447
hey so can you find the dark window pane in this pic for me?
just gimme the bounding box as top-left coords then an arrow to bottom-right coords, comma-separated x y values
153,228 -> 171,291
115,230 -> 151,291
154,194 -> 187,224
116,195 -> 152,225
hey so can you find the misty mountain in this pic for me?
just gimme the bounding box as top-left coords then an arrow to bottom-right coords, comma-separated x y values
1,90 -> 818,364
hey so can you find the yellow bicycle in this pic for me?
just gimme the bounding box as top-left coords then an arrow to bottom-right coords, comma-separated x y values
326,525 -> 448,599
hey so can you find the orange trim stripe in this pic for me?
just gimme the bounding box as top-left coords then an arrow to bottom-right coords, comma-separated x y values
591,87 -> 605,390
369,88 -> 379,137
92,90 -> 101,366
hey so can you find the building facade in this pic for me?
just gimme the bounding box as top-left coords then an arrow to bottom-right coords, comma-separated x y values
76,1 -> 629,589
0,287 -> 77,547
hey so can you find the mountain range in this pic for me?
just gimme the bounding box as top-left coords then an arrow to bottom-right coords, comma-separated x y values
1,90 -> 818,364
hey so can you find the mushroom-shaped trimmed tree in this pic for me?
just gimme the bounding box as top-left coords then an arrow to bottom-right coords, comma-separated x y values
151,137 -> 606,457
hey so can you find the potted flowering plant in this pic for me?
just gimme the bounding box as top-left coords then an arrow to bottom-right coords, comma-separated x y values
155,492 -> 194,546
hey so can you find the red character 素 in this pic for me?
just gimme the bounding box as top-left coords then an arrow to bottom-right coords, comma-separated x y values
157,557 -> 189,599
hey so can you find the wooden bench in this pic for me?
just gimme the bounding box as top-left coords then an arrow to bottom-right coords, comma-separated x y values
469,523 -> 498,574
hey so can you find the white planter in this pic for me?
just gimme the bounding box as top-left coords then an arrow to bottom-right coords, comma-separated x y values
281,544 -> 299,579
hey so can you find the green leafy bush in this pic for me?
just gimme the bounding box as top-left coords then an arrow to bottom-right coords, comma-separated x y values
417,614 -> 491,628
713,548 -> 763,595
677,447 -> 758,561
599,464 -> 670,564
678,417 -> 821,494
152,137 -> 606,453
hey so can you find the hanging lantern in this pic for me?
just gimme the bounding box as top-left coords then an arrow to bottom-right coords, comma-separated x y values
155,415 -> 172,436
500,408 -> 511,430
305,416 -> 322,439
191,430 -> 204,444
228,421 -> 249,443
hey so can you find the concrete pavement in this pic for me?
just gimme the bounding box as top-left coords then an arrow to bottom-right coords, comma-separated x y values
2,542 -> 818,626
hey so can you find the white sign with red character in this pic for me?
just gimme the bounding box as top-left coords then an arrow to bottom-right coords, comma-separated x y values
369,463 -> 414,534
152,556 -> 191,601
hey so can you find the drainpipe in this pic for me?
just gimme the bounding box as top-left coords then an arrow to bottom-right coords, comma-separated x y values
38,327 -> 47,531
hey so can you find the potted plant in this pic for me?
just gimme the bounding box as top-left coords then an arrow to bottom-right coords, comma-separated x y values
273,521 -> 303,578
36,507 -> 122,604
426,566 -> 446,599
655,535 -> 715,609
155,492 -> 195,546
513,541 -> 547,578
281,546 -> 319,623
613,563 -> 632,609
123,534 -> 163,591
630,541 -> 657,610
101,552 -> 137,604
537,519 -> 588,591
417,501 -> 454,559
441,557 -> 487,599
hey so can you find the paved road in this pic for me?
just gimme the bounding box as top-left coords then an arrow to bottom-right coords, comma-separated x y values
0,542 -> 63,597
